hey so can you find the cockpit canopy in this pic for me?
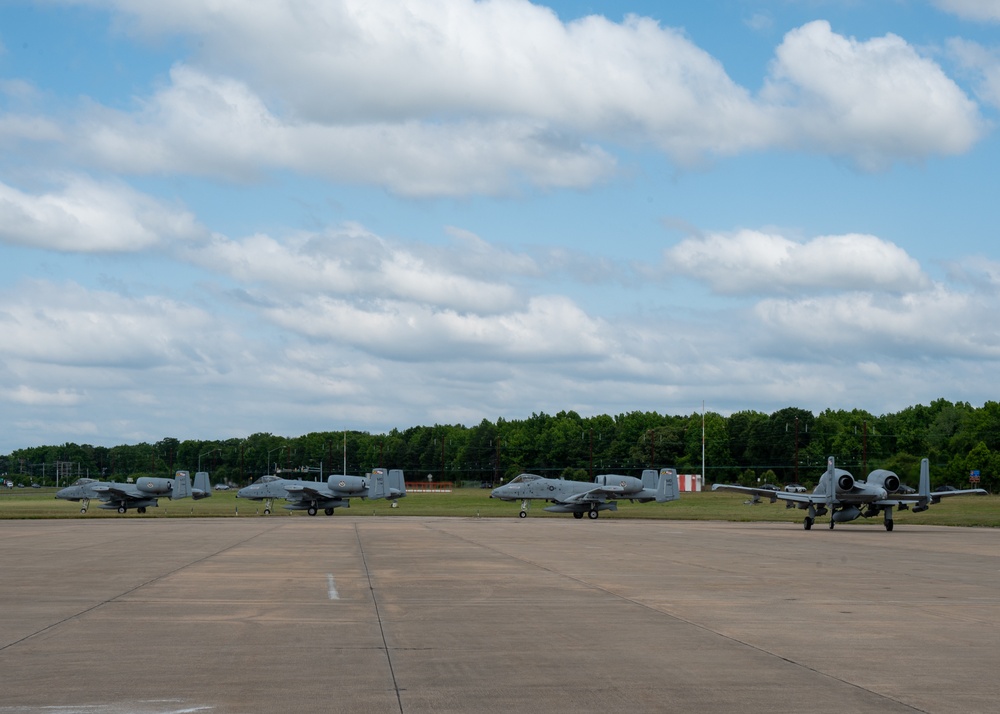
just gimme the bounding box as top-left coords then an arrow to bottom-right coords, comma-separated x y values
507,473 -> 543,484
69,478 -> 98,486
251,475 -> 283,485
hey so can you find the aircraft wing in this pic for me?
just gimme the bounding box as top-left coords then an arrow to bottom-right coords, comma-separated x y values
100,485 -> 141,502
877,488 -> 988,506
283,484 -> 329,500
560,485 -> 626,504
929,488 -> 988,498
711,484 -> 814,504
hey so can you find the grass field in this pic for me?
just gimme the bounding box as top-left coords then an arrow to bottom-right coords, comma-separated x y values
2,486 -> 998,527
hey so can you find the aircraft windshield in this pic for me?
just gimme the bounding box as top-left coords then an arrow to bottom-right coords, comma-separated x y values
70,478 -> 97,486
251,475 -> 282,484
508,474 -> 542,484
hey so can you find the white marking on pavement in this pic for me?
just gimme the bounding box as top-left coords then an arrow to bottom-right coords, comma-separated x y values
327,573 -> 339,600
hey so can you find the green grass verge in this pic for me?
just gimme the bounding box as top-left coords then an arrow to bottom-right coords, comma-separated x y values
2,487 -> 998,526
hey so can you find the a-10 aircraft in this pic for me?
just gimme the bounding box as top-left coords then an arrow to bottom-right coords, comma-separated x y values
712,456 -> 986,531
490,468 -> 680,518
55,471 -> 213,514
236,468 -> 406,515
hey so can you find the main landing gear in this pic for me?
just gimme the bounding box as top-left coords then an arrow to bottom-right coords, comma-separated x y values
302,504 -> 338,516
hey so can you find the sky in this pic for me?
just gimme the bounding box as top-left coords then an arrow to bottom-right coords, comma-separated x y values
1,0 -> 999,453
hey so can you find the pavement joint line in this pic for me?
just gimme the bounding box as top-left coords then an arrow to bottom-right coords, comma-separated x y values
355,523 -> 405,714
436,523 -> 932,714
0,522 -> 286,654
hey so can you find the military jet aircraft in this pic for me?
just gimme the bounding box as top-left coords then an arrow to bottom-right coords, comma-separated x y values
236,468 -> 406,515
55,471 -> 212,514
490,468 -> 680,518
712,456 -> 986,531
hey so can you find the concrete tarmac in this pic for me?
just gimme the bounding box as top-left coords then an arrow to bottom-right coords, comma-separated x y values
0,516 -> 998,713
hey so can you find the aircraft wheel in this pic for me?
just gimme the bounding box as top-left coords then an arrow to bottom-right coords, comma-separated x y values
307,506 -> 318,516
117,506 -> 126,514
80,508 -> 87,514
325,508 -> 334,516
391,501 -> 398,508
829,519 -> 835,529
138,507 -> 146,514
518,510 -> 527,518
573,511 -> 584,519
263,508 -> 271,515
588,509 -> 599,520
885,520 -> 894,532
803,517 -> 813,530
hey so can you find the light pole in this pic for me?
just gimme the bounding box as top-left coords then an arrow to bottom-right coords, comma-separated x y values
198,448 -> 222,472
267,447 -> 283,475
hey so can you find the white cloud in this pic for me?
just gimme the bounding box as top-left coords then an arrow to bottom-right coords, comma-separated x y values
753,286 -> 1000,359
0,114 -> 63,144
947,38 -> 1000,110
34,4 -> 981,195
263,294 -> 612,362
76,65 -> 616,196
0,280 -> 222,367
0,176 -> 205,252
763,20 -> 984,169
74,1 -> 757,135
664,230 -> 928,295
3,385 -> 83,407
932,0 -> 1000,22
189,223 -> 526,314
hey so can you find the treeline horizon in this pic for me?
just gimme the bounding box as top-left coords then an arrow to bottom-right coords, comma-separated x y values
4,398 -> 999,491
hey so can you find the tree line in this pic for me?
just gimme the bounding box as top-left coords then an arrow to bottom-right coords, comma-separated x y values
3,398 -> 998,491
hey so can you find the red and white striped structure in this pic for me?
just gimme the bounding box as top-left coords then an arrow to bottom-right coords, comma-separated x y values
658,468 -> 702,492
676,473 -> 703,492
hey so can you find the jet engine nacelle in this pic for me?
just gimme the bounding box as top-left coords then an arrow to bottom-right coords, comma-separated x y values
835,472 -> 855,493
136,478 -> 172,494
594,474 -> 643,494
866,469 -> 900,493
327,475 -> 367,494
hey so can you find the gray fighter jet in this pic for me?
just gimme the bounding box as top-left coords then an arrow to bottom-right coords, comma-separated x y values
712,456 -> 986,531
490,468 -> 680,518
55,470 -> 212,514
236,468 -> 406,515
